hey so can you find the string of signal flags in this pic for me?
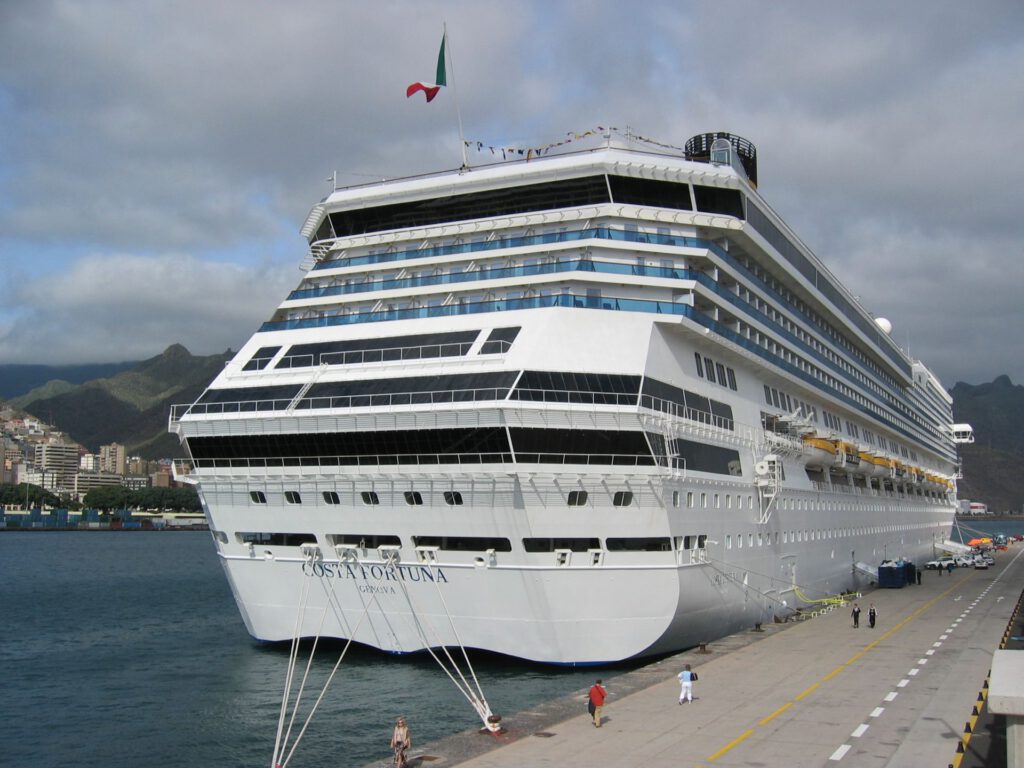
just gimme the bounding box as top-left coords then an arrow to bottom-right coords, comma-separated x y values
461,126 -> 690,161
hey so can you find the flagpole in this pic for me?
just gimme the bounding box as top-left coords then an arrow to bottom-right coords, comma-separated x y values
443,22 -> 470,170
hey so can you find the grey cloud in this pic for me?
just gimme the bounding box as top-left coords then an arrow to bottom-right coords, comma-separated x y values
0,0 -> 1022,388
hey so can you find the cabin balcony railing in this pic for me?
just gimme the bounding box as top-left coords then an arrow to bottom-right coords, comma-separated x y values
310,226 -> 710,272
291,259 -> 698,301
184,452 -> 660,472
169,387 -> 738,437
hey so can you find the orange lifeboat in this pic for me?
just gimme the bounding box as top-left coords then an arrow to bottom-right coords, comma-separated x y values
801,435 -> 838,468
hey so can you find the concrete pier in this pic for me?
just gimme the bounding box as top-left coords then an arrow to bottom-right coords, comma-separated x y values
367,545 -> 1024,768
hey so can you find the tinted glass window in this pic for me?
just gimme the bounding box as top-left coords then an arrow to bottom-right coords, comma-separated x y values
606,537 -> 672,551
412,536 -> 512,552
326,176 -> 610,238
567,490 -> 588,506
671,439 -> 742,475
693,185 -> 744,218
523,537 -> 600,552
277,331 -> 478,368
607,175 -> 692,210
328,534 -> 401,547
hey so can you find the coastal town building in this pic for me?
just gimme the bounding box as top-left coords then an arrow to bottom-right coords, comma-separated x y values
99,442 -> 127,475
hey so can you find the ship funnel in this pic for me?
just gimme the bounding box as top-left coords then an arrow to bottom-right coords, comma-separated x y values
685,133 -> 758,187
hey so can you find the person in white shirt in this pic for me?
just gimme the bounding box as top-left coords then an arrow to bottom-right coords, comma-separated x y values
678,664 -> 697,704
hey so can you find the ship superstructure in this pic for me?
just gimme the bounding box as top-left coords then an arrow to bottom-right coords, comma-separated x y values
171,132 -> 969,664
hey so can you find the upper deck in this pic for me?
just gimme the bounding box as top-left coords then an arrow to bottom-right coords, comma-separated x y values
297,138 -> 913,388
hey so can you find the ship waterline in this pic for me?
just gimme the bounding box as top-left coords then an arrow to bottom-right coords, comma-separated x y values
172,131 -> 967,664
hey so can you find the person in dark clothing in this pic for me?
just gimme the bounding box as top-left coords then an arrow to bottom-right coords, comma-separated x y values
916,568 -> 922,585
851,603 -> 861,628
868,604 -> 877,628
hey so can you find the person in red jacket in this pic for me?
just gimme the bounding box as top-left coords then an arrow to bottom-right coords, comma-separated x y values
588,679 -> 607,728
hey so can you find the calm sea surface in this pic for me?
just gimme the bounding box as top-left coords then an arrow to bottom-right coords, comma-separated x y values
0,532 -> 625,768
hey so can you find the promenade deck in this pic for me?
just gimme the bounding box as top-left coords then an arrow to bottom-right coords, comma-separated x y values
366,545 -> 1024,768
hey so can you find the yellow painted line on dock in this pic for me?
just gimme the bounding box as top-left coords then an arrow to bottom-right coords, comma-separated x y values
706,729 -> 754,762
701,573 -> 971,765
758,702 -> 792,726
794,682 -> 820,701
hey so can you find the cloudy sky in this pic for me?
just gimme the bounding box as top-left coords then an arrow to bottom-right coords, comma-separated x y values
1,0 -> 1022,389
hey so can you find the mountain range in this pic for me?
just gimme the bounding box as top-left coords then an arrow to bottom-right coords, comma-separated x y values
7,345 -> 232,459
5,348 -> 1023,510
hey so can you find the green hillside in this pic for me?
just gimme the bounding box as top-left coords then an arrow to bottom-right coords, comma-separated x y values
20,344 -> 230,458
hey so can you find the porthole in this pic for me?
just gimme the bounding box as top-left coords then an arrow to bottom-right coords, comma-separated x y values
285,491 -> 302,505
323,491 -> 341,505
360,491 -> 380,505
567,490 -> 588,506
443,491 -> 464,506
404,491 -> 424,506
613,491 -> 633,507
250,491 -> 267,504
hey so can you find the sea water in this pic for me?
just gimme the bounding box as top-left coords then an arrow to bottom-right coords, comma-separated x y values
0,532 -> 620,767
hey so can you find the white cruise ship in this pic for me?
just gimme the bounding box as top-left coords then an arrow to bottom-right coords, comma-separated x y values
170,131 -> 972,665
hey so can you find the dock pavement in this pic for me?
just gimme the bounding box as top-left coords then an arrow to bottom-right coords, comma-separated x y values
364,544 -> 1024,768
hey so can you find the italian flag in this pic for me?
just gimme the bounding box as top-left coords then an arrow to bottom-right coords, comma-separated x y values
406,34 -> 447,102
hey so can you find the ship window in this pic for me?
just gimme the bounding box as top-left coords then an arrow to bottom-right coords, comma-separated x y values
726,535 -> 732,549
700,492 -> 707,508
715,363 -> 727,385
404,491 -> 424,506
480,326 -> 521,355
242,345 -> 282,371
327,175 -> 611,238
737,534 -> 743,549
694,353 -> 704,378
413,536 -> 512,552
693,185 -> 744,218
250,491 -> 267,504
361,491 -> 380,505
298,370 -> 518,408
606,537 -> 672,552
612,491 -> 633,507
567,490 -> 588,506
328,534 -> 401,547
670,439 -> 742,476
523,537 -> 600,553
726,368 -> 737,391
196,384 -> 303,413
704,357 -> 716,383
607,175 -> 693,210
323,491 -> 341,505
511,370 -> 642,405
672,490 -> 680,508
443,491 -> 464,506
686,491 -> 694,508
285,491 -> 302,505
237,532 -> 316,546
277,331 -> 479,368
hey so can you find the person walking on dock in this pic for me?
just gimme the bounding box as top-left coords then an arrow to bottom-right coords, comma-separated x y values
588,679 -> 607,727
678,663 -> 698,704
390,717 -> 411,768
851,603 -> 861,628
868,604 -> 877,629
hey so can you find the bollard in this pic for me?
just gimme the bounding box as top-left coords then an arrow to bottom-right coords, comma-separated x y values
698,642 -> 710,653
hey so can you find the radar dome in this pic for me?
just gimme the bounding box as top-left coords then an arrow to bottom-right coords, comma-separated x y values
874,317 -> 893,335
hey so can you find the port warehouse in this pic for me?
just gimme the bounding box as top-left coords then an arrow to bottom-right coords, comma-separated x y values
0,507 -> 206,530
